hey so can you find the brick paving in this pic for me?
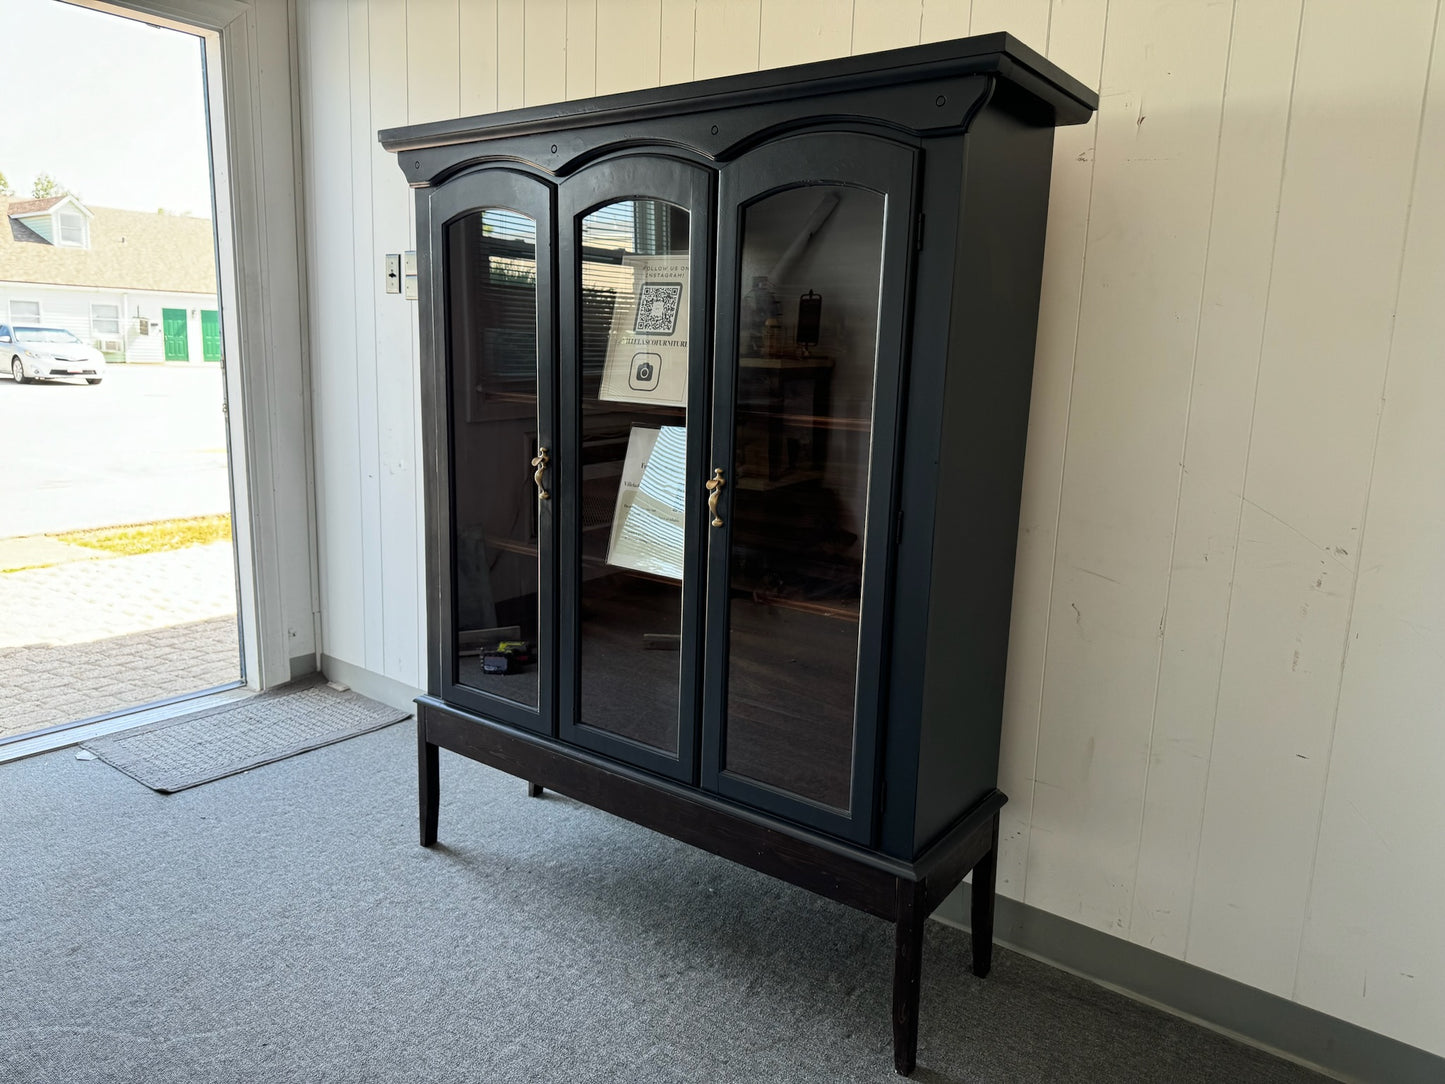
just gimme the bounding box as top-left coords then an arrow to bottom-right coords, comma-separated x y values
0,618 -> 239,740
0,542 -> 241,741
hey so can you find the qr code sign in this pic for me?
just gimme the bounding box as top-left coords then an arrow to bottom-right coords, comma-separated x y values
633,282 -> 683,336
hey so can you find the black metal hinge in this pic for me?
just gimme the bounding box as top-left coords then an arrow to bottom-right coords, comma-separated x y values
915,212 -> 925,251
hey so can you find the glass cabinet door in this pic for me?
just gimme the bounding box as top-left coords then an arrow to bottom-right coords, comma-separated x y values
556,158 -> 713,781
703,135 -> 917,842
428,170 -> 555,734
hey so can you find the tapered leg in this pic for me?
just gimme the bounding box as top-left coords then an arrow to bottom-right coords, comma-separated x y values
527,782 -> 544,798
970,813 -> 1000,978
892,879 -> 927,1076
418,719 -> 439,847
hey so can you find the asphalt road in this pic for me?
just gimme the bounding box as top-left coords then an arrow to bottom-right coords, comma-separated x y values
0,363 -> 232,539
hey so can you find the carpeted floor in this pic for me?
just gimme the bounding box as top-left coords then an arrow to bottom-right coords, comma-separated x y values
0,723 -> 1332,1083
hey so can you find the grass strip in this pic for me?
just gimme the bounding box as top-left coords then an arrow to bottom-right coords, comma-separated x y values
55,514 -> 232,557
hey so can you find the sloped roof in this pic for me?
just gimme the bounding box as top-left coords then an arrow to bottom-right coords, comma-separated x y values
6,196 -> 68,216
1,197 -> 217,294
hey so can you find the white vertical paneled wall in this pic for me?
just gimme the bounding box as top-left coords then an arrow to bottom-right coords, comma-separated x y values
297,0 -> 1445,1056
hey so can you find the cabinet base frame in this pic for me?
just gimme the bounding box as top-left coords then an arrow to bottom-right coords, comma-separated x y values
415,696 -> 1005,1076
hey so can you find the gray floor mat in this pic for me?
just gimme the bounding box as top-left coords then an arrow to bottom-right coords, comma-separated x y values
82,674 -> 408,792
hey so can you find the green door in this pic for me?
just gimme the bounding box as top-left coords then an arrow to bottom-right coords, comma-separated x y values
162,308 -> 189,361
201,309 -> 222,362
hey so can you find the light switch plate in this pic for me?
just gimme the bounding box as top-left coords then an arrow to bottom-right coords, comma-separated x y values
403,251 -> 418,300
385,254 -> 401,294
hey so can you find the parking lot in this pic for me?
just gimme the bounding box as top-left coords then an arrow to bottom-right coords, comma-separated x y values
0,362 -> 232,538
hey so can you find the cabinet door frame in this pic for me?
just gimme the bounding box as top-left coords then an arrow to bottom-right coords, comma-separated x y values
701,133 -> 917,844
422,167 -> 558,735
555,154 -> 715,782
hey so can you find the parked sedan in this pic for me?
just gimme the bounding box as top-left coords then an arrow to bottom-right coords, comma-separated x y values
0,324 -> 106,385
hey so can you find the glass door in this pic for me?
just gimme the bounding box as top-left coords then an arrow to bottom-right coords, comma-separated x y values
428,169 -> 556,734
557,157 -> 712,781
702,134 -> 917,843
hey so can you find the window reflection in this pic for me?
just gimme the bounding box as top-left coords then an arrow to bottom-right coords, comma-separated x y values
723,186 -> 885,811
577,199 -> 692,753
447,208 -> 541,708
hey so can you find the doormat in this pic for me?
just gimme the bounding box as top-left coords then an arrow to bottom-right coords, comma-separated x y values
81,674 -> 409,793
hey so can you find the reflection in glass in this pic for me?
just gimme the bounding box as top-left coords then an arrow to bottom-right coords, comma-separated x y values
722,185 -> 885,811
447,208 -> 541,708
578,199 -> 691,753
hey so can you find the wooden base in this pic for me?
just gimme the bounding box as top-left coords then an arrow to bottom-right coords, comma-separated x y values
416,696 -> 1003,1076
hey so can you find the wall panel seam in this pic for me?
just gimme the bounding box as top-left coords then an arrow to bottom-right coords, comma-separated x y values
346,1 -> 373,671
365,0 -> 387,664
1286,0 -> 1445,1003
1182,0 -> 1307,961
1020,0 -> 1110,905
1125,0 -> 1238,942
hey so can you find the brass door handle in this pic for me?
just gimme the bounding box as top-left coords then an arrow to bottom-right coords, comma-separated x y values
705,468 -> 726,526
531,447 -> 550,500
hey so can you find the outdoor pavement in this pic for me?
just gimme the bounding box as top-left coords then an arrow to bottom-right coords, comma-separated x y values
0,364 -> 241,742
0,363 -> 230,538
0,540 -> 241,742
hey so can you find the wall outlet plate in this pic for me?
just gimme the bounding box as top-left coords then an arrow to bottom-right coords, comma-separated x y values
403,251 -> 418,300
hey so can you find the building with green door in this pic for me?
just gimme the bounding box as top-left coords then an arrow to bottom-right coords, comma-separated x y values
2,195 -> 219,364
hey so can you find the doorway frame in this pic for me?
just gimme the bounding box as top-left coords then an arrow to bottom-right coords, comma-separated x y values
71,0 -> 321,693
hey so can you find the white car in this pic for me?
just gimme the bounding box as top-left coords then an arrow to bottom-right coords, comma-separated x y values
1,324 -> 106,385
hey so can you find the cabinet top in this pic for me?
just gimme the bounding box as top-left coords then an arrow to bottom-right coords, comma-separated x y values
378,33 -> 1098,155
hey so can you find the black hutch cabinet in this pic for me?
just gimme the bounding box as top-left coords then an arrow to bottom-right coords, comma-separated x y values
381,34 -> 1095,1076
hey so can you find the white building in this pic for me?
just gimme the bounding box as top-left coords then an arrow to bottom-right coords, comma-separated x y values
1,194 -> 219,364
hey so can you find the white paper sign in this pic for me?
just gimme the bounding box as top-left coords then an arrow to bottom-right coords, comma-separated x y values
598,254 -> 690,407
606,426 -> 687,581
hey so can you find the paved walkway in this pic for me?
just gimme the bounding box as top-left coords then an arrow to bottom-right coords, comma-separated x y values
0,542 -> 241,740
0,618 -> 239,741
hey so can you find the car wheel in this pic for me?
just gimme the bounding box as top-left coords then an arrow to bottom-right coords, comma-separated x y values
11,357 -> 25,384
86,378 -> 103,385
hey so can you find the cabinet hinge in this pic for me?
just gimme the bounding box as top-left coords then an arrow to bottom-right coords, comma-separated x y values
895,508 -> 904,544
880,780 -> 888,811
915,213 -> 925,251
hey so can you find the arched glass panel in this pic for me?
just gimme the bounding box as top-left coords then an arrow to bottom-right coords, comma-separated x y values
447,207 -> 542,708
721,184 -> 885,811
576,198 -> 692,753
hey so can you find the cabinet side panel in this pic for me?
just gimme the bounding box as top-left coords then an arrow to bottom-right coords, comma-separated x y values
913,107 -> 1055,855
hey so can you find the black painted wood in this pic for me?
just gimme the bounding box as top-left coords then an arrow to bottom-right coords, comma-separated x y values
910,102 -> 1058,854
378,33 -> 1096,158
387,34 -> 1095,1077
554,155 -> 713,783
418,719 -> 439,847
421,169 -> 558,735
970,815 -> 1001,979
893,878 -> 927,1075
419,696 -> 904,919
700,131 -> 916,846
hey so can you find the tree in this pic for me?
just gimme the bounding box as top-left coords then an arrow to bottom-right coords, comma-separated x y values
0,170 -> 12,197
31,173 -> 68,199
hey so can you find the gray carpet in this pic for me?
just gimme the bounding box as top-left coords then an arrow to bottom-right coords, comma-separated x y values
79,674 -> 407,792
0,724 -> 1331,1083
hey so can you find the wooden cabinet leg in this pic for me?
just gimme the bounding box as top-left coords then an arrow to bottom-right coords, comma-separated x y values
419,719 -> 439,848
970,813 -> 1000,978
892,879 -> 927,1076
527,782 -> 544,798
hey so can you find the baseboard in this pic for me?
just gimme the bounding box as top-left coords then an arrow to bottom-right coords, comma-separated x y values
933,886 -> 1442,1084
319,655 -> 422,717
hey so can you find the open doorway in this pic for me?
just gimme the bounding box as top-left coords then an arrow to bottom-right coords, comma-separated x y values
0,0 -> 243,746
